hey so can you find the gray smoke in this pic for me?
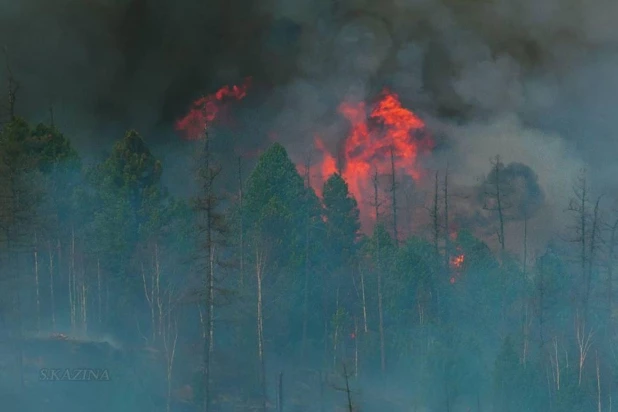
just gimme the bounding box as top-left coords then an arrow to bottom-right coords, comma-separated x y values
478,161 -> 545,221
1,0 -> 617,238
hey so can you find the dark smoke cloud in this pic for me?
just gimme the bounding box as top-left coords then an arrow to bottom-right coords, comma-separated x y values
1,0 -> 617,239
0,0 -> 284,147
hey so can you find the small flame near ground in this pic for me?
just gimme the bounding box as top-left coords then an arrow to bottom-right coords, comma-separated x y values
306,88 -> 434,232
175,78 -> 252,140
449,230 -> 465,284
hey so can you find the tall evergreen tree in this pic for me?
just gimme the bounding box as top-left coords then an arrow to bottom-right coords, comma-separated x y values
322,173 -> 360,270
88,130 -> 168,329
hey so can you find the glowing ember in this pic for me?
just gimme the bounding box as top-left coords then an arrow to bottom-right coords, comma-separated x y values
448,230 -> 465,284
308,88 -> 433,231
176,78 -> 251,140
450,253 -> 465,269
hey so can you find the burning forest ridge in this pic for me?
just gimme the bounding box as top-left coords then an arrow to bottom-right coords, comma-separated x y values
176,80 -> 434,234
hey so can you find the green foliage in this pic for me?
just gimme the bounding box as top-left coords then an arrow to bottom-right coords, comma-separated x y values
322,173 -> 361,269
244,142 -> 320,271
83,129 -> 172,320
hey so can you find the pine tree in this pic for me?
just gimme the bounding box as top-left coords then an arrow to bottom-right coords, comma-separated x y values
322,173 -> 360,271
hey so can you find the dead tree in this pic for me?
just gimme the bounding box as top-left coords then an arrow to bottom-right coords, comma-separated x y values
358,262 -> 368,333
586,195 -> 603,316
371,168 -> 382,223
33,231 -> 40,332
276,372 -> 283,412
596,350 -> 602,412
194,129 -> 226,412
567,171 -> 597,317
483,155 -> 513,258
47,240 -> 56,330
431,171 -> 440,260
331,363 -> 355,412
162,289 -> 179,412
255,245 -> 267,412
301,153 -> 312,358
607,218 -> 618,316
238,156 -> 244,287
430,171 -> 441,319
369,167 -> 386,371
389,146 -> 398,246
575,310 -> 594,387
3,47 -> 19,120
375,230 -> 386,373
443,166 -> 450,283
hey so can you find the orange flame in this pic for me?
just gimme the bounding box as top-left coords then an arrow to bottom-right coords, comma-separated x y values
176,78 -> 251,140
448,229 -> 465,283
309,88 -> 433,232
450,253 -> 465,269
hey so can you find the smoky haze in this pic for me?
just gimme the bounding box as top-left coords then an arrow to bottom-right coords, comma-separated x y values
2,0 -> 618,410
1,0 -> 615,201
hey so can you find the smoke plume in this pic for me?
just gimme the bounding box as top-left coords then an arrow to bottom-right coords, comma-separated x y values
1,0 -> 617,240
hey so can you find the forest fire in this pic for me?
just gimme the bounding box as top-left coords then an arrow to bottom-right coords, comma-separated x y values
176,82 -> 433,235
175,78 -> 251,140
309,89 -> 433,229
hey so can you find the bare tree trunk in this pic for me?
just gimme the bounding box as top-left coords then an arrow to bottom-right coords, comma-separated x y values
302,158 -> 311,358
608,220 -> 618,318
568,172 -> 588,314
80,259 -> 87,333
47,240 -> 56,330
586,195 -> 603,318
372,168 -> 381,223
390,146 -> 398,246
256,246 -> 267,412
523,216 -> 528,278
238,156 -> 244,287
344,364 -> 353,412
551,337 -> 561,391
522,302 -> 531,367
3,47 -> 19,119
319,371 -> 325,412
209,245 -> 215,354
155,243 -> 163,340
443,167 -> 450,284
483,156 -> 510,258
333,287 -> 340,369
432,171 -> 440,259
371,167 -> 386,372
105,270 -> 109,328
377,237 -> 385,373
354,317 -> 359,378
97,259 -> 101,326
496,166 -> 505,256
69,225 -> 76,332
141,261 -> 155,341
360,264 -> 368,333
538,264 -> 546,351
277,372 -> 283,412
33,231 -> 40,332
430,170 -> 440,320
575,311 -> 594,387
162,293 -> 178,412
597,351 -> 602,412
